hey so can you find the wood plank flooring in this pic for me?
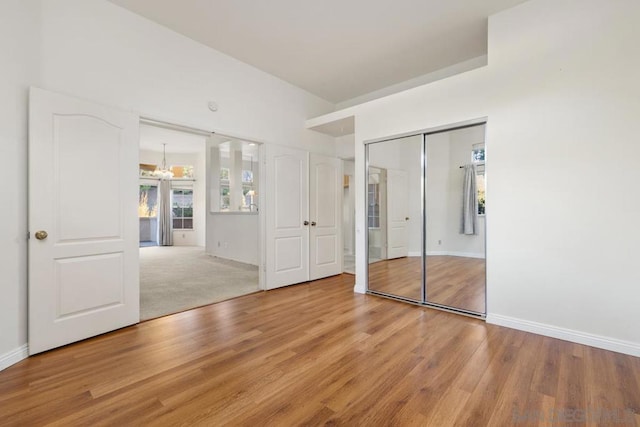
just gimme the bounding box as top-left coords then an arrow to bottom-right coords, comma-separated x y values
368,256 -> 486,313
1,274 -> 639,426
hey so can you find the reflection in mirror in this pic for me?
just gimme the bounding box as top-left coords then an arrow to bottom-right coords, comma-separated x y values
367,135 -> 422,302
425,125 -> 486,313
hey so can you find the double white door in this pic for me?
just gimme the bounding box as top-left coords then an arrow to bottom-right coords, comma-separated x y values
265,145 -> 342,289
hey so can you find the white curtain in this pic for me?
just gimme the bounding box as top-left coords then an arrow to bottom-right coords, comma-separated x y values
460,164 -> 478,235
158,179 -> 173,246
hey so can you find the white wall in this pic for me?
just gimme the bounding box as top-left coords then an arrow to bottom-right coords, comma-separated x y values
336,134 -> 356,159
40,0 -> 335,154
207,214 -> 259,266
0,0 -> 41,369
425,132 -> 451,254
351,0 -> 640,354
139,149 -> 206,247
205,142 -> 261,264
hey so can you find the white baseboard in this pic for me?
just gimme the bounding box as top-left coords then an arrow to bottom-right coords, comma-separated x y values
208,253 -> 258,267
425,250 -> 448,256
0,344 -> 29,371
487,314 -> 640,357
426,251 -> 485,259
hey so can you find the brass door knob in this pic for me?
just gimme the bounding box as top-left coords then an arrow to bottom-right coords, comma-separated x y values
35,230 -> 48,240
303,221 -> 309,226
311,221 -> 317,226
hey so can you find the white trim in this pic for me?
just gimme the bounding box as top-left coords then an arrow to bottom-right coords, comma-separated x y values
426,250 -> 448,256
486,314 -> 640,357
0,344 -> 29,371
426,251 -> 485,259
207,253 -> 259,268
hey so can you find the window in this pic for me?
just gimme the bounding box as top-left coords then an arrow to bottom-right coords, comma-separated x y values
213,140 -> 260,212
220,168 -> 256,211
170,165 -> 194,179
138,185 -> 158,218
472,143 -> 486,215
172,189 -> 193,229
472,144 -> 485,163
220,168 -> 230,210
242,170 -> 255,208
368,183 -> 380,228
476,174 -> 486,215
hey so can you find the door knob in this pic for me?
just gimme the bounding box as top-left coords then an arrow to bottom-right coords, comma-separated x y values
303,221 -> 309,226
405,217 -> 410,221
35,230 -> 48,240
311,221 -> 317,226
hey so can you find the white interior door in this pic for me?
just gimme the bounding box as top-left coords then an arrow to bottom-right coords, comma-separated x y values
309,153 -> 342,280
28,87 -> 139,355
386,168 -> 409,259
265,144 -> 309,289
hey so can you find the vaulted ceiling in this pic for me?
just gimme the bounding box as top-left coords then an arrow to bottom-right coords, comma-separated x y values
109,0 -> 528,104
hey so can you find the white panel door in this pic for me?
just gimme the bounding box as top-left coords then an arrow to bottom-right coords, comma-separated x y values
386,168 -> 409,259
309,153 -> 342,280
29,87 -> 139,355
265,144 -> 309,289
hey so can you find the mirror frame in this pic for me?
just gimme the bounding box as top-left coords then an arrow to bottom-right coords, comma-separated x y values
364,118 -> 488,318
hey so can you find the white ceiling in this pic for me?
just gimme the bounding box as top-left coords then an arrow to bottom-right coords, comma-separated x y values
108,0 -> 528,104
140,124 -> 260,159
139,124 -> 206,154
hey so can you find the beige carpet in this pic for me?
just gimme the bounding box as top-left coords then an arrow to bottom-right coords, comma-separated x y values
140,246 -> 259,320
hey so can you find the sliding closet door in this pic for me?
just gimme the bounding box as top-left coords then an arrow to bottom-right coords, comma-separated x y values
424,125 -> 486,313
367,135 -> 422,301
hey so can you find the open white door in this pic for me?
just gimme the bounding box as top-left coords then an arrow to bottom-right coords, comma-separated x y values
29,88 -> 139,355
309,153 -> 342,280
265,144 -> 309,289
386,168 -> 409,259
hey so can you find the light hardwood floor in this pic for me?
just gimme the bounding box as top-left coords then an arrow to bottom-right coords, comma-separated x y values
369,256 -> 485,313
1,274 -> 639,426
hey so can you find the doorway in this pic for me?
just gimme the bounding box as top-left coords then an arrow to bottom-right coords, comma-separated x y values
342,161 -> 356,274
138,122 -> 261,320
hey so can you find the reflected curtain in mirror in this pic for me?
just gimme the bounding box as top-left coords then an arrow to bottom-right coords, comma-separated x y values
460,164 -> 478,235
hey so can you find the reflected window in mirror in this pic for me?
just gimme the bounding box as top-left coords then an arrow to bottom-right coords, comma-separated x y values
472,143 -> 486,216
368,182 -> 380,228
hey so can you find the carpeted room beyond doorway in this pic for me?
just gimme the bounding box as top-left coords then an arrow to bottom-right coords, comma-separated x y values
140,246 -> 259,320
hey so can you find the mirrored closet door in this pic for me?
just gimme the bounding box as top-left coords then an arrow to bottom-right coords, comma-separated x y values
366,135 -> 423,302
424,125 -> 486,314
366,123 -> 487,316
